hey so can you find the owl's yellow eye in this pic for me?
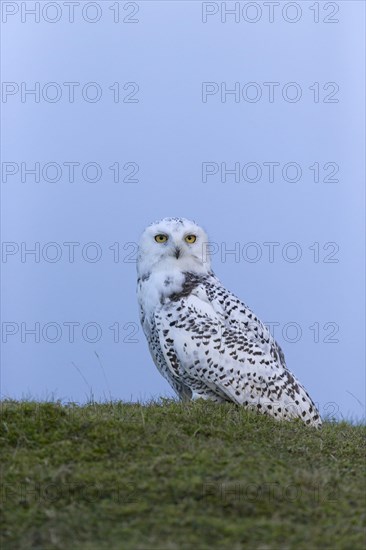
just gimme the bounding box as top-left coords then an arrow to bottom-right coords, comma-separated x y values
185,234 -> 197,244
154,234 -> 168,243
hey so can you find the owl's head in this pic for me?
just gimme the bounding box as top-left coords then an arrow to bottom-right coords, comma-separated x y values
137,217 -> 212,277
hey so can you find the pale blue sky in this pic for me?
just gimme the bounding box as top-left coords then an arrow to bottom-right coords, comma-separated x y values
1,1 -> 365,422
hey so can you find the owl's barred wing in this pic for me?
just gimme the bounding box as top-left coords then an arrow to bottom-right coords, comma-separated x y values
199,275 -> 287,368
155,288 -> 321,427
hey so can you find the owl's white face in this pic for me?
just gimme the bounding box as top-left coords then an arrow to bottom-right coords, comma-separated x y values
137,217 -> 212,278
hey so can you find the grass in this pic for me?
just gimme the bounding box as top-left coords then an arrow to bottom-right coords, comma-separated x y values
1,399 -> 365,549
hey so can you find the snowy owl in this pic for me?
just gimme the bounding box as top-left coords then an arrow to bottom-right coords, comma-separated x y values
137,217 -> 322,428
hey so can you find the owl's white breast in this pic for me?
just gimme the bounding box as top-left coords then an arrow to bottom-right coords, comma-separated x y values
138,253 -> 210,313
137,267 -> 188,334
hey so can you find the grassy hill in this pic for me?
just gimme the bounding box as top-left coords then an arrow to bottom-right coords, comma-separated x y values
1,399 -> 365,549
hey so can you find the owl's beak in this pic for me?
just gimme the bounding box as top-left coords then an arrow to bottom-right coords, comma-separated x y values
174,247 -> 181,259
